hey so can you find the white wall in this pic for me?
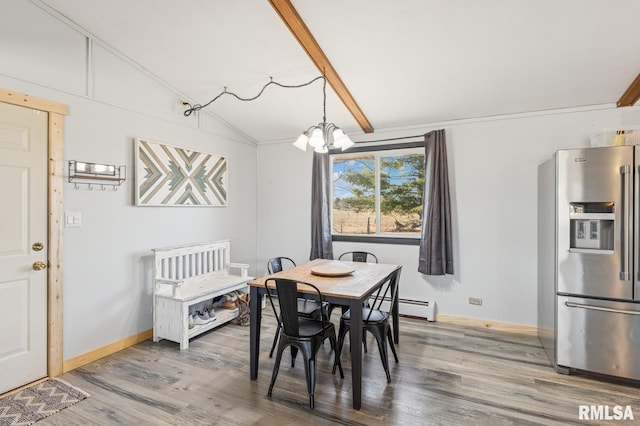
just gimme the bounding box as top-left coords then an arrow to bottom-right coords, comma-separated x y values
257,106 -> 640,327
0,2 -> 257,359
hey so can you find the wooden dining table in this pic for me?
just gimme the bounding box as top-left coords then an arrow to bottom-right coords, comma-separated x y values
248,258 -> 402,410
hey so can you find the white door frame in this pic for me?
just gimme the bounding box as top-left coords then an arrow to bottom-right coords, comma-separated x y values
0,88 -> 66,377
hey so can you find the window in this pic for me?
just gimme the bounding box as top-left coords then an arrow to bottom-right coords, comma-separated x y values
331,147 -> 424,242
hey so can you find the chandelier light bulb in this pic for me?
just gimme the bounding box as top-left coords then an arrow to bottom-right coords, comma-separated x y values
332,128 -> 346,148
308,127 -> 325,148
293,132 -> 309,151
338,133 -> 354,151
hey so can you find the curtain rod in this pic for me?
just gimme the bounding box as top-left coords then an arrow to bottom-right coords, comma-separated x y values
354,134 -> 424,144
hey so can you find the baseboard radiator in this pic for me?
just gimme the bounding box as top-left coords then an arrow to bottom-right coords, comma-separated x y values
378,297 -> 436,322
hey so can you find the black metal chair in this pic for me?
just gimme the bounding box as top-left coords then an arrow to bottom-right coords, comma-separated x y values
265,278 -> 343,409
338,251 -> 379,263
333,269 -> 400,383
267,256 -> 296,275
266,257 -> 326,358
328,251 -> 379,320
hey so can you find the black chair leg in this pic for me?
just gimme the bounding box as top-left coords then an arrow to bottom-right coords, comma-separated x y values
333,323 -> 347,374
268,342 -> 286,397
291,346 -> 298,367
269,323 -> 280,358
329,335 -> 344,378
304,356 -> 317,409
387,328 -> 399,363
372,329 -> 391,383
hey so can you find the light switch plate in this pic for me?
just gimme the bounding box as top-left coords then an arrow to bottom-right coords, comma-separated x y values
65,211 -> 81,228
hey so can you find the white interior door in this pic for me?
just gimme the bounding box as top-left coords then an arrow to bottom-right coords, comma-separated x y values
0,102 -> 48,394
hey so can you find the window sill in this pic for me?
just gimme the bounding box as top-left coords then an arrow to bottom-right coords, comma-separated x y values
332,234 -> 420,246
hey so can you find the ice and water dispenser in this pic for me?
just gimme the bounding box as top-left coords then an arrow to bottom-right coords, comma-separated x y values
569,202 -> 615,252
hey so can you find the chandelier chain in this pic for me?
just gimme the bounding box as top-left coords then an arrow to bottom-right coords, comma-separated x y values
322,76 -> 327,125
182,76 -> 325,117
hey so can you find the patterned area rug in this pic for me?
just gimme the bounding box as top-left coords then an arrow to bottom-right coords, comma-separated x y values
0,379 -> 89,426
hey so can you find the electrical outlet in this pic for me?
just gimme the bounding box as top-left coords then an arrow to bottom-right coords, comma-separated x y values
469,297 -> 482,306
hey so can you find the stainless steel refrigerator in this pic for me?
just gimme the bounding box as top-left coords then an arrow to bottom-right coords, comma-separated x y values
538,145 -> 640,380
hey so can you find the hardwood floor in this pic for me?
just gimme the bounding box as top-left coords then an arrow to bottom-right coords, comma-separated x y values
41,312 -> 640,425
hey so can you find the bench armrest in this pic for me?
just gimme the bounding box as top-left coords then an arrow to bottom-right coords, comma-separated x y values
155,277 -> 183,285
228,262 -> 249,278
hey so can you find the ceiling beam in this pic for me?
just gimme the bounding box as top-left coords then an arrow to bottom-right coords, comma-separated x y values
268,0 -> 374,133
617,73 -> 640,107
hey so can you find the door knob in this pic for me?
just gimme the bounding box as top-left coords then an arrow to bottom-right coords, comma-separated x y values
32,261 -> 47,271
32,242 -> 44,251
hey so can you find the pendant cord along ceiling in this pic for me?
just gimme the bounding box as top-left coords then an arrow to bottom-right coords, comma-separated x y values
182,75 -> 355,152
182,76 -> 324,116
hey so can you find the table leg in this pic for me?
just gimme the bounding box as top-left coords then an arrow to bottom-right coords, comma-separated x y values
392,269 -> 401,344
349,298 -> 363,410
250,286 -> 261,380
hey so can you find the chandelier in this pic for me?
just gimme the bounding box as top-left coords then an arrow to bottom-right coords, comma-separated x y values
182,75 -> 353,152
292,77 -> 354,153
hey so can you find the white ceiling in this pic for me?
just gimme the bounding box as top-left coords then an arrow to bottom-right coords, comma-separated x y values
39,0 -> 640,143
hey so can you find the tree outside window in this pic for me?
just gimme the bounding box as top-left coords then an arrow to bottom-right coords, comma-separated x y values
331,148 -> 424,237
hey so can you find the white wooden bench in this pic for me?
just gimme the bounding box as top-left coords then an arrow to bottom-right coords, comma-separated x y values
152,240 -> 252,349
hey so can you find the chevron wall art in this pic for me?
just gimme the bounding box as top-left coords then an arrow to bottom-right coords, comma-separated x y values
135,138 -> 228,206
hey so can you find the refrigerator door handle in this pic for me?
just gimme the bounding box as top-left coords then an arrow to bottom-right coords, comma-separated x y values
565,301 -> 640,316
620,165 -> 632,280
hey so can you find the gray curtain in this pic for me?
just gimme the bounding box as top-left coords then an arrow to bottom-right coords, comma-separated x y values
418,129 -> 453,275
310,151 -> 334,260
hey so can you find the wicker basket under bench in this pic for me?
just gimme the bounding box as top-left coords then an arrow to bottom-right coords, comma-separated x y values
152,240 -> 253,349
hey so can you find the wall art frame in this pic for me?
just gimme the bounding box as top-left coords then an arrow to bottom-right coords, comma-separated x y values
134,138 -> 228,207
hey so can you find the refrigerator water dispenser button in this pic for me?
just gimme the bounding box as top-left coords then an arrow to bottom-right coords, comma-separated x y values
577,221 -> 585,239
590,221 -> 599,240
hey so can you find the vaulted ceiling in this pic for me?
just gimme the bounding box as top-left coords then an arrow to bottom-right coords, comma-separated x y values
39,0 -> 640,143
